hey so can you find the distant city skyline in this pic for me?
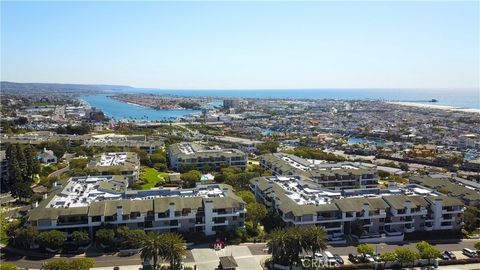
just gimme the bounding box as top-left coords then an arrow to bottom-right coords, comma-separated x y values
1,1 -> 479,90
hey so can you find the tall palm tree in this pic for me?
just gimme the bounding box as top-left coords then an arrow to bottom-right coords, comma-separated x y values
302,226 -> 328,257
159,233 -> 187,270
141,232 -> 161,269
267,229 -> 288,265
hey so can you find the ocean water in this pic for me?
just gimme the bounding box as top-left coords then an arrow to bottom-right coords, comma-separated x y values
123,88 -> 480,109
81,95 -> 201,121
83,89 -> 479,121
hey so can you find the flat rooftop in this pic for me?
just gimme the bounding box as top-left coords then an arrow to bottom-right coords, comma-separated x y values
256,175 -> 441,206
170,142 -> 245,157
47,175 -> 229,209
98,152 -> 128,166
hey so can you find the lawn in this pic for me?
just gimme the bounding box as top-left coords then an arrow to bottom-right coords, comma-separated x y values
140,167 -> 169,190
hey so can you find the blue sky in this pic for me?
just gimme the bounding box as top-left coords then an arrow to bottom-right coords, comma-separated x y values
1,1 -> 478,89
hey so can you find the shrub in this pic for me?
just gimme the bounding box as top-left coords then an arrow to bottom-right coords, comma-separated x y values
95,228 -> 115,246
72,230 -> 90,247
0,263 -> 20,270
37,230 -> 67,251
13,227 -> 38,249
42,258 -> 95,270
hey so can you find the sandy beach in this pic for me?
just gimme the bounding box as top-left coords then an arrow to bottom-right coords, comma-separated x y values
388,102 -> 480,114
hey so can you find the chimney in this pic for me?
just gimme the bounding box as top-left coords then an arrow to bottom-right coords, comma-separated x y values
116,206 -> 123,221
43,193 -> 48,200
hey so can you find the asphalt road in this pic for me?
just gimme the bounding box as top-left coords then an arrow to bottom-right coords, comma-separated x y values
2,240 -> 478,269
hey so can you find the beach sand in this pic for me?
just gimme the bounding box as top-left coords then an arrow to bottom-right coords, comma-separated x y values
387,102 -> 480,114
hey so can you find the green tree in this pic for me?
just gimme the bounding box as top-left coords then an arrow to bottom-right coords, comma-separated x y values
257,141 -> 279,154
246,203 -> 267,230
141,232 -> 186,270
69,158 -> 89,170
474,241 -> 480,250
237,191 -> 256,204
350,219 -> 366,238
16,144 -> 27,179
160,233 -> 187,270
24,145 -> 40,181
42,258 -> 95,270
395,247 -> 419,268
302,226 -> 328,257
118,226 -> 146,249
150,151 -> 167,164
180,170 -> 202,187
72,230 -> 90,247
141,232 -> 162,269
37,230 -> 66,251
267,229 -> 289,265
262,208 -> 284,233
380,251 -> 397,263
13,227 -> 38,249
95,228 -> 115,246
416,241 -> 441,266
357,243 -> 375,255
464,206 -> 479,231
153,163 -> 168,172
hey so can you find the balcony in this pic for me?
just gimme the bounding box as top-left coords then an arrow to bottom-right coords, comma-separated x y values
384,219 -> 414,225
212,210 -> 242,217
442,208 -> 463,214
213,220 -> 229,226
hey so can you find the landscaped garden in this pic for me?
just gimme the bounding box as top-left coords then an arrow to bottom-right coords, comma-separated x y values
138,167 -> 169,189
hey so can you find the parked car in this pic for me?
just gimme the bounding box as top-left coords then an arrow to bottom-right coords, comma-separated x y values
314,252 -> 324,261
462,248 -> 477,258
362,254 -> 376,263
333,254 -> 344,265
441,250 -> 456,260
348,253 -> 360,263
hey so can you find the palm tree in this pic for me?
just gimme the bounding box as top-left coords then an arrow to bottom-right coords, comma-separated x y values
268,229 -> 288,265
302,226 -> 328,257
159,233 -> 187,270
141,232 -> 161,269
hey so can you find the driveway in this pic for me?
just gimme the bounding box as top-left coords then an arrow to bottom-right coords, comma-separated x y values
189,245 -> 263,270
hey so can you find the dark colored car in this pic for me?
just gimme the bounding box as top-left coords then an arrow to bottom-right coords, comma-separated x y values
348,253 -> 360,263
333,254 -> 344,265
442,251 -> 456,260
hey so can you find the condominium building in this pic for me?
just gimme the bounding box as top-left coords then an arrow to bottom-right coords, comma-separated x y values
86,152 -> 140,182
259,153 -> 379,189
250,175 -> 464,244
27,175 -> 246,236
168,142 -> 247,171
409,175 -> 480,206
84,137 -> 164,154
211,136 -> 263,154
223,99 -> 240,110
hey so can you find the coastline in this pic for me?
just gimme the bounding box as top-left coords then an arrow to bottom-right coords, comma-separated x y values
387,102 -> 480,114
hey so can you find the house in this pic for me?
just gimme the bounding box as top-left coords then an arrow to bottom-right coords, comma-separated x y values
39,148 -> 58,164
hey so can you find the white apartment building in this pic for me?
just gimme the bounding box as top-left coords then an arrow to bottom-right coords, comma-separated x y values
28,175 -> 246,236
87,152 -> 140,182
259,153 -> 379,189
250,175 -> 464,244
168,142 -> 247,171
